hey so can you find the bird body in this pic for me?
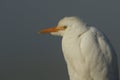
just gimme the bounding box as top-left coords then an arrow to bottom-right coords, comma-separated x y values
62,27 -> 118,80
39,17 -> 119,80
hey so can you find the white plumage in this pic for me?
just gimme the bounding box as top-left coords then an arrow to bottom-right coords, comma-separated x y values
39,17 -> 119,80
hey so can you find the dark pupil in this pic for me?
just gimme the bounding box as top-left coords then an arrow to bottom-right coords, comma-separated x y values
64,26 -> 67,29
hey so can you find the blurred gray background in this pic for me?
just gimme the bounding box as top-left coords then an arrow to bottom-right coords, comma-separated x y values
0,0 -> 120,80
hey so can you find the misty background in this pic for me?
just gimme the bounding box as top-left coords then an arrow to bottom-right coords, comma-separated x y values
0,0 -> 120,80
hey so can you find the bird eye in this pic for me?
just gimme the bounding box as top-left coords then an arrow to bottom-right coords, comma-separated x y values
63,26 -> 67,29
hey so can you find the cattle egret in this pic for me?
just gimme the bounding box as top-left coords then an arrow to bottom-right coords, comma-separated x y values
38,17 -> 119,80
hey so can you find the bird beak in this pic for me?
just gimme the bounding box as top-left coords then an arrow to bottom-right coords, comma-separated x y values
38,26 -> 65,34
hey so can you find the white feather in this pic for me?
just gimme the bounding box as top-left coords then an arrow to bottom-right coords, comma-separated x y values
51,17 -> 119,80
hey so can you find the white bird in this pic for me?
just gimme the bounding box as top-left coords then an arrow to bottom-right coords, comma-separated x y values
38,17 -> 119,80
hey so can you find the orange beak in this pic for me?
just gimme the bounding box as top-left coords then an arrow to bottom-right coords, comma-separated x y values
38,26 -> 65,34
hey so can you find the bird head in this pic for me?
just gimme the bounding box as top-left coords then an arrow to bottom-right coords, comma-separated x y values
38,17 -> 86,36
